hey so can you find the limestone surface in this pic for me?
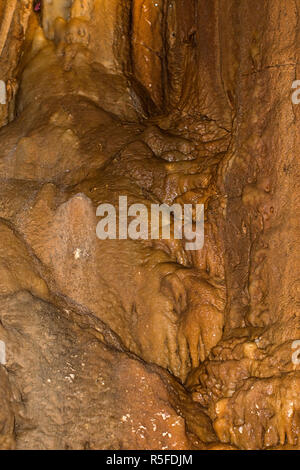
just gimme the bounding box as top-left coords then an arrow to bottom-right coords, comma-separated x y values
0,0 -> 299,450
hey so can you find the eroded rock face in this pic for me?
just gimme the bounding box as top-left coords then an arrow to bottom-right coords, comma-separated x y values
0,0 -> 299,450
0,291 -> 218,449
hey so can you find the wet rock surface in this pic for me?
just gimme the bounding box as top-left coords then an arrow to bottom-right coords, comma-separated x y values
0,0 -> 299,450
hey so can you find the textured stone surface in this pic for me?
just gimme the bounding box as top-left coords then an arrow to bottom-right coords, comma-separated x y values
0,0 -> 299,450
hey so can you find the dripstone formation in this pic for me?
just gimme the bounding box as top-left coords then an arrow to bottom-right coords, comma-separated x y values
0,0 -> 299,450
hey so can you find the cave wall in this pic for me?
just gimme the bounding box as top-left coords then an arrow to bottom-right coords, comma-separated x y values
0,0 -> 299,450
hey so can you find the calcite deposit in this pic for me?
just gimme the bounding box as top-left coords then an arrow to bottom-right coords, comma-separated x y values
0,0 -> 299,450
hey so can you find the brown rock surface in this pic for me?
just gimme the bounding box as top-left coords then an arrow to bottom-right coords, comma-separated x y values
0,0 -> 299,450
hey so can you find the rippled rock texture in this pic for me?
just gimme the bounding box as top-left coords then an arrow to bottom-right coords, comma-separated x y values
0,0 -> 299,450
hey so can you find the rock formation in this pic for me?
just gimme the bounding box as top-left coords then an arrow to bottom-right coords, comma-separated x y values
0,0 -> 299,450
